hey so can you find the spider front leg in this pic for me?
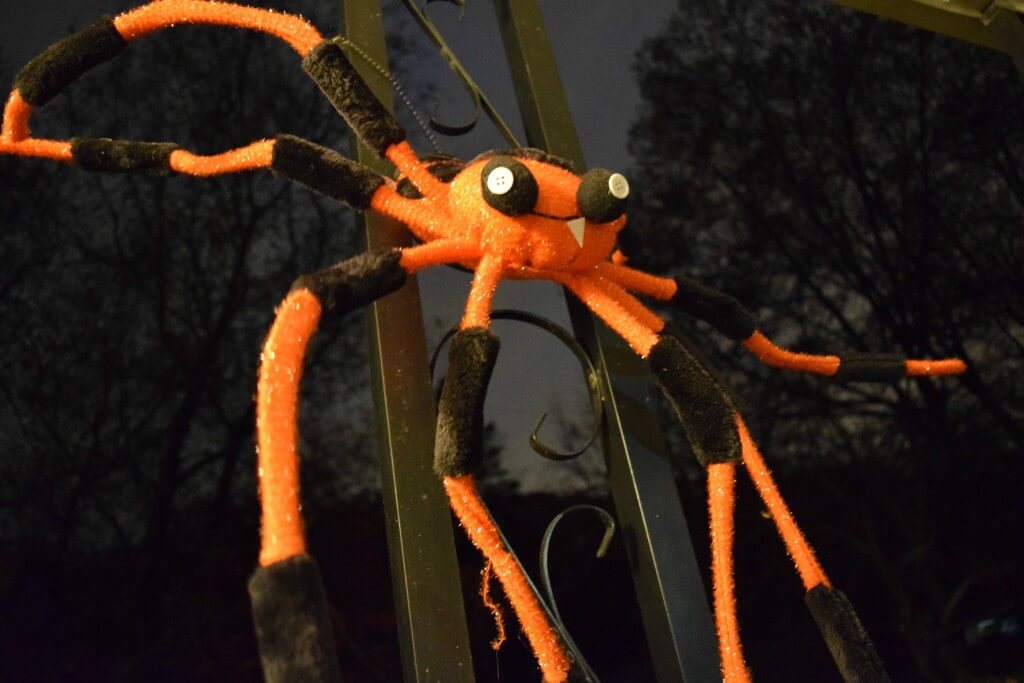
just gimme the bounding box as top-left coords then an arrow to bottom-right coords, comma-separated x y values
436,256 -> 575,683
251,238 -> 480,682
598,262 -> 966,381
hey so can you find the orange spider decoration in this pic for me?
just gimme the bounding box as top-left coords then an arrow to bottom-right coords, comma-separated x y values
0,2 -> 966,681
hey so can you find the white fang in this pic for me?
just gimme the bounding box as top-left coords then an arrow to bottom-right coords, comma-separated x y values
566,217 -> 586,247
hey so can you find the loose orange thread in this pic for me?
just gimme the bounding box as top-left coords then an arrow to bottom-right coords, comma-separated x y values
480,561 -> 507,651
444,475 -> 570,683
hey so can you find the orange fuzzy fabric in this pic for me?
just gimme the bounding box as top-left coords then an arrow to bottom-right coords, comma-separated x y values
169,140 -> 274,176
444,475 -> 570,683
743,331 -> 841,376
114,0 -> 322,56
708,462 -> 751,683
256,288 -> 322,567
1,90 -> 31,142
737,417 -> 829,590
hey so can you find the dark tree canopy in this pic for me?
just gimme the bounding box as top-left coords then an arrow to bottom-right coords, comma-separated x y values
628,1 -> 1023,679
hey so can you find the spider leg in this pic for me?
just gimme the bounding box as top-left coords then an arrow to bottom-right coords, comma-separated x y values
736,418 -> 891,682
1,2 -> 320,160
436,325 -> 573,683
252,243 -> 480,681
597,262 -> 966,381
300,39 -> 448,199
646,334 -> 889,681
434,259 -> 577,682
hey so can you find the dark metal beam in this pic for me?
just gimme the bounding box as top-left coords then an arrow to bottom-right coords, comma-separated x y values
338,2 -> 474,680
492,2 -> 720,681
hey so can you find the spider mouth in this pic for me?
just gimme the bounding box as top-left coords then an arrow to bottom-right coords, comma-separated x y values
565,217 -> 586,247
528,210 -> 586,247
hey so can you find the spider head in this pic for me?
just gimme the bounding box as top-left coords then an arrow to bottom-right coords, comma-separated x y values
453,148 -> 629,270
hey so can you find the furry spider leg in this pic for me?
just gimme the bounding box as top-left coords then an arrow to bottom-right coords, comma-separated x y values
556,277 -> 888,681
1,2 -> 580,680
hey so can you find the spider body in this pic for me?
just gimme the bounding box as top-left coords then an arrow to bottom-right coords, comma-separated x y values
1,2 -> 969,682
383,151 -> 624,275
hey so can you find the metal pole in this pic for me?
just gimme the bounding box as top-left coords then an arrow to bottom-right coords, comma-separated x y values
492,2 -> 720,681
338,2 -> 474,680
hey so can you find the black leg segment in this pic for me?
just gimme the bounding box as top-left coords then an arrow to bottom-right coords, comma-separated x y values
249,554 -> 343,683
832,352 -> 906,383
647,334 -> 741,467
302,40 -> 406,158
670,276 -> 756,341
15,16 -> 126,106
805,585 -> 891,683
434,328 -> 500,478
292,248 -> 407,316
272,134 -> 385,209
72,137 -> 179,174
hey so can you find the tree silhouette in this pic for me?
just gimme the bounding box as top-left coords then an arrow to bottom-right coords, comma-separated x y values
628,1 -> 1023,679
0,2 -> 399,677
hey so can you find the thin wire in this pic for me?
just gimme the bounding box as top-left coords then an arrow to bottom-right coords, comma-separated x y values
539,504 -> 617,683
332,36 -> 443,153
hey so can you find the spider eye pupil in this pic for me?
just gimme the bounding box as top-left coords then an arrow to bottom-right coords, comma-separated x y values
480,156 -> 538,216
486,167 -> 515,195
577,168 -> 628,223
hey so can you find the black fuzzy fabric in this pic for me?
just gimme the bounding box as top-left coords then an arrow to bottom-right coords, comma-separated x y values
293,248 -> 406,316
15,16 -> 126,106
833,352 -> 906,383
805,585 -> 891,683
272,135 -> 384,209
248,554 -> 342,683
576,168 -> 627,223
472,147 -> 576,173
302,41 -> 406,157
396,158 -> 464,198
434,328 -> 500,478
647,335 -> 740,467
670,276 -> 757,341
480,156 -> 538,216
71,138 -> 178,174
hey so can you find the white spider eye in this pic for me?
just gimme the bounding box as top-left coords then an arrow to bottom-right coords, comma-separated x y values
485,166 -> 515,195
608,173 -> 630,200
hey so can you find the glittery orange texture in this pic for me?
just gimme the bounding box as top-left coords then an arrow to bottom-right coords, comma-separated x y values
737,417 -> 829,590
256,288 -> 322,567
1,90 -> 31,142
743,330 -> 842,376
444,475 -> 571,683
114,0 -> 323,57
708,462 -> 750,683
169,139 -> 274,176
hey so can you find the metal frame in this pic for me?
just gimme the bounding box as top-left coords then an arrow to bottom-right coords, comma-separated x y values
493,3 -> 719,681
341,0 -> 720,680
340,2 -> 474,680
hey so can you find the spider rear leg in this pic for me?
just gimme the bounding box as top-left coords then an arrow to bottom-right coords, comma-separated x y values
648,335 -> 890,682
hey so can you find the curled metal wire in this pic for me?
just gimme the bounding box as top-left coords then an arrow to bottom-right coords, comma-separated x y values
429,309 -> 603,461
401,0 -> 522,146
539,505 -> 617,683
